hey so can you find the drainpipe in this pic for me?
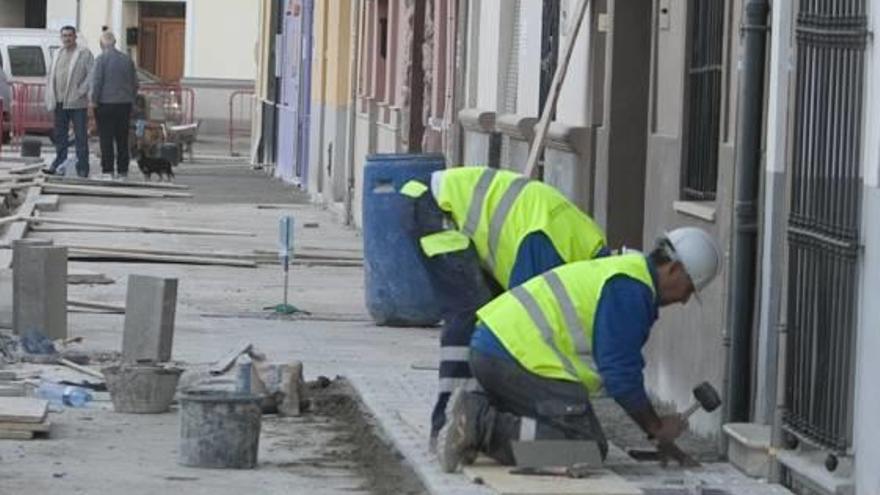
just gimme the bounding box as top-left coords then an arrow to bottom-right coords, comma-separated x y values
344,0 -> 363,226
725,0 -> 770,426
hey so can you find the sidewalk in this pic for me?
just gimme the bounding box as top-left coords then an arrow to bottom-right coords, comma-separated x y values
0,157 -> 790,495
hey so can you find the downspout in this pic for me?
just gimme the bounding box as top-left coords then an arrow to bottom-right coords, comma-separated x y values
344,0 -> 363,226
725,0 -> 770,425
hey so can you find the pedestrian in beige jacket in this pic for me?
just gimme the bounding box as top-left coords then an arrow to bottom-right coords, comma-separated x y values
43,25 -> 94,178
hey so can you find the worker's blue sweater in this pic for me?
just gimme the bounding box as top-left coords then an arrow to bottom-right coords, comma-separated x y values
472,256 -> 659,414
508,232 -> 610,289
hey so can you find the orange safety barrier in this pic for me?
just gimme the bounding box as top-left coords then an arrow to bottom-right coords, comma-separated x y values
228,89 -> 254,156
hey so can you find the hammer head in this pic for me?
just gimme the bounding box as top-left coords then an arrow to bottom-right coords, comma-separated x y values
692,382 -> 722,412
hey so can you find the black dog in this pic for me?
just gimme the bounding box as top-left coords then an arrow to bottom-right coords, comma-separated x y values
136,150 -> 175,182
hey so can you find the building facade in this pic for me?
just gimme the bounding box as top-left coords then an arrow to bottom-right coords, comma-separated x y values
2,0 -> 260,136
256,2 -> 878,492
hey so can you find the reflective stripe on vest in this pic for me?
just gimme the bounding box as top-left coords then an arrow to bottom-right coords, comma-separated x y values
486,177 -> 529,271
462,168 -> 497,237
510,285 -> 581,379
478,254 -> 655,394
435,166 -> 608,288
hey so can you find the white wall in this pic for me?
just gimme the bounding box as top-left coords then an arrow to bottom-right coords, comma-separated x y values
515,0 -> 541,117
555,0 -> 591,126
77,0 -> 110,53
185,0 -> 258,80
46,0 -> 78,31
854,3 -> 880,494
474,0 -> 511,111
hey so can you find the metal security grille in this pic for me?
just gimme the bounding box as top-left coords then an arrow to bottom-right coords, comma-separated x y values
682,0 -> 725,200
784,0 -> 867,453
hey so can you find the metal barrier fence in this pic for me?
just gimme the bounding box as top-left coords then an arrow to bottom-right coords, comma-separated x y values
139,84 -> 196,125
11,82 -> 54,139
9,82 -> 196,139
228,89 -> 255,156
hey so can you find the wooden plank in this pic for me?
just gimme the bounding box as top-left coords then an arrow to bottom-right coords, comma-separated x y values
68,269 -> 114,285
0,421 -> 51,432
463,461 -> 640,495
64,243 -> 258,261
253,249 -> 363,262
0,384 -> 26,397
0,398 -> 49,423
57,358 -> 104,380
67,299 -> 125,313
9,163 -> 44,175
209,342 -> 254,375
69,250 -> 257,268
25,217 -> 255,237
45,176 -> 190,190
0,430 -> 35,440
0,186 -> 43,268
42,183 -> 192,199
34,195 -> 60,212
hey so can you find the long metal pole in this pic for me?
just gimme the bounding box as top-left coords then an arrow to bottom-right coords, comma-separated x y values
725,0 -> 770,425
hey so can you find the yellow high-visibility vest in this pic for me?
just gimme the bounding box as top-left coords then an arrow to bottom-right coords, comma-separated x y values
477,253 -> 655,394
406,166 -> 607,288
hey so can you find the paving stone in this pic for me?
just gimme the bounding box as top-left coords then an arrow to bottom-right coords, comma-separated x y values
122,275 -> 178,363
12,243 -> 67,340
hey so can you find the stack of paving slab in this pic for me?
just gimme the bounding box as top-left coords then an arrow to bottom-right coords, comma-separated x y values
0,396 -> 51,440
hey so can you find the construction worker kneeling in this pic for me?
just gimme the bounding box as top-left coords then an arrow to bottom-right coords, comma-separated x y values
437,227 -> 721,472
399,166 -> 608,449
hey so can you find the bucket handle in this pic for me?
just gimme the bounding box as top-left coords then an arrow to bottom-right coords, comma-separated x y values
372,178 -> 396,194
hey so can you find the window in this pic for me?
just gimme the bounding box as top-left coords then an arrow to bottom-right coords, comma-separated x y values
681,0 -> 724,200
8,46 -> 46,77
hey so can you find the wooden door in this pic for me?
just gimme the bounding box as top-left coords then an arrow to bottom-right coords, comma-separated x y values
138,18 -> 185,82
157,20 -> 185,82
138,20 -> 159,75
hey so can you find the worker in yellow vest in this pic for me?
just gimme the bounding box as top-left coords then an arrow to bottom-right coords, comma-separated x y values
399,166 -> 608,449
437,227 -> 721,471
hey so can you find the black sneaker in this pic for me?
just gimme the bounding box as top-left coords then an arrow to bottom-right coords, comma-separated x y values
41,167 -> 55,175
438,388 -> 485,473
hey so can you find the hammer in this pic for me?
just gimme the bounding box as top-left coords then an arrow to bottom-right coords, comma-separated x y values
627,382 -> 722,462
680,381 -> 722,420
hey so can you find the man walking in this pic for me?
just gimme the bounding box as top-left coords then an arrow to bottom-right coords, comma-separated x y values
44,26 -> 94,178
92,31 -> 138,180
399,166 -> 609,449
439,227 -> 721,471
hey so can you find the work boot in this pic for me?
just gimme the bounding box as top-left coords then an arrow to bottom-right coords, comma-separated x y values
438,388 -> 488,473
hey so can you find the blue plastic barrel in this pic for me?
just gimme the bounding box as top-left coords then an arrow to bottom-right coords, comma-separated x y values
363,153 -> 445,326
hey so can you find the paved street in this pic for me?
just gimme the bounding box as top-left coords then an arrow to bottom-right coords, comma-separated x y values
0,157 -> 790,495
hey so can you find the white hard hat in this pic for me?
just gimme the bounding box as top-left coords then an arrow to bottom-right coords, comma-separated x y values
663,227 -> 721,291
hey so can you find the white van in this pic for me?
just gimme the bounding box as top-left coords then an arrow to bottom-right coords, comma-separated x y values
0,28 -> 156,141
0,29 -> 69,140
0,28 -> 66,82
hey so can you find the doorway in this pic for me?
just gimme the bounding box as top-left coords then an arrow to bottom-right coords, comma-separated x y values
137,2 -> 186,82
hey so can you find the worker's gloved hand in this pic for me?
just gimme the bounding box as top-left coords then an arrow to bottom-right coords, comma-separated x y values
650,414 -> 688,444
656,441 -> 700,468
